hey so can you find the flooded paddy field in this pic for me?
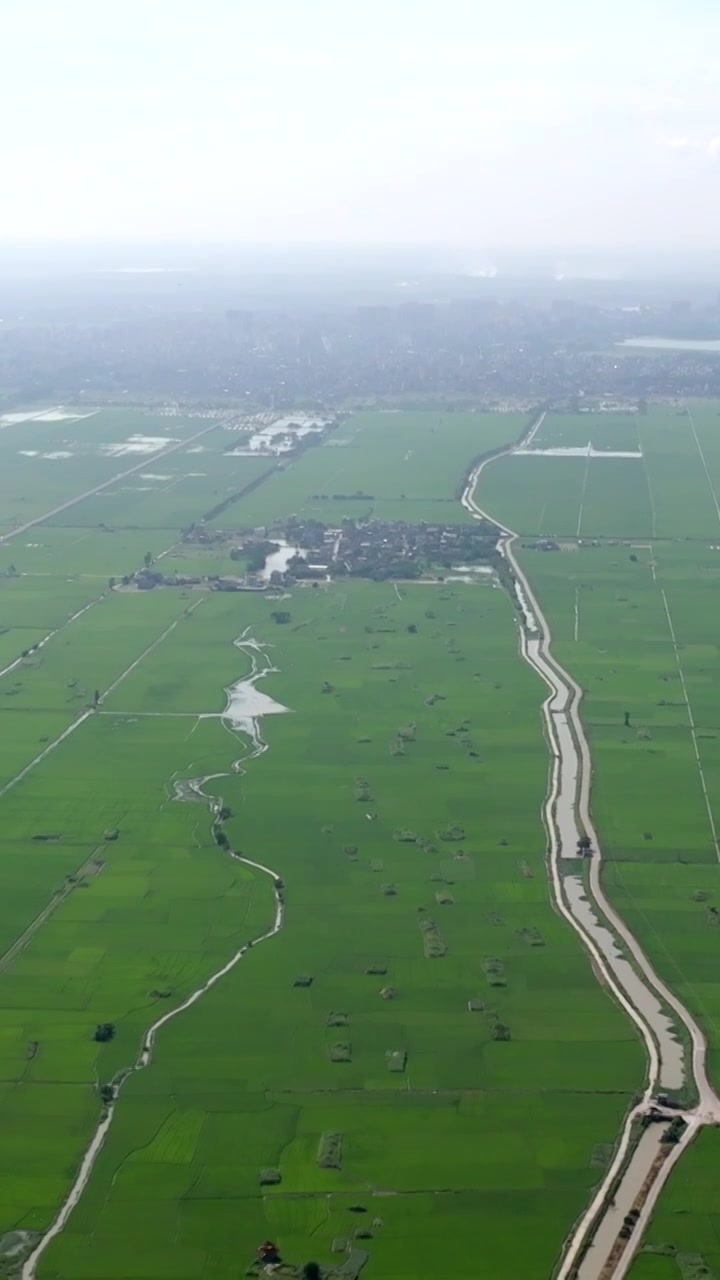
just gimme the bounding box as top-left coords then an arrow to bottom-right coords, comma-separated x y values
0,408 -> 205,534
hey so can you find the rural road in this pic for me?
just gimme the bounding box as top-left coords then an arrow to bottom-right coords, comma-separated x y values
462,417 -> 720,1280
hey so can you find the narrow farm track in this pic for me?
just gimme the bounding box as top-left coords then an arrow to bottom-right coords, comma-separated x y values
462,429 -> 720,1280
684,401 -> 720,527
0,529 -> 182,682
0,422 -> 218,546
0,848 -> 106,976
0,597 -> 101,682
660,587 -> 720,861
0,598 -> 206,803
20,639 -> 286,1280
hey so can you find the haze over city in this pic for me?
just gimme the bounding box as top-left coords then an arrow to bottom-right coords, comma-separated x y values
2,0 -> 719,247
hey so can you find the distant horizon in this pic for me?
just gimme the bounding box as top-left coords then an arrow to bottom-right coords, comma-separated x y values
1,246 -> 720,295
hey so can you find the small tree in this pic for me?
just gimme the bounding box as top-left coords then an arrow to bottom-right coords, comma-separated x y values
93,689 -> 101,707
302,1265 -> 322,1280
577,835 -> 592,855
491,1022 -> 511,1041
93,1022 -> 115,1043
624,710 -> 631,727
108,577 -> 116,590
143,551 -> 152,568
662,1116 -> 687,1145
270,610 -> 291,624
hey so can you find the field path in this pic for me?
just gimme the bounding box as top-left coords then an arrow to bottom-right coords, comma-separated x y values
0,849 -> 106,976
0,422 -> 218,546
0,599 -> 205,803
685,401 -> 720,527
462,426 -> 720,1280
660,588 -> 720,861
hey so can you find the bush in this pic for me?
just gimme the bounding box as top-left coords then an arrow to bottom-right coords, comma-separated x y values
662,1117 -> 687,1145
385,1049 -> 407,1072
396,723 -> 416,741
491,1022 -> 512,1041
483,957 -> 506,986
326,1011 -> 349,1027
317,1131 -> 343,1169
418,918 -> 447,958
438,822 -> 465,842
516,927 -> 544,946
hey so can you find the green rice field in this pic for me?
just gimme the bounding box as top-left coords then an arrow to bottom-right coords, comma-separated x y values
0,401 -> 718,1278
477,402 -> 720,539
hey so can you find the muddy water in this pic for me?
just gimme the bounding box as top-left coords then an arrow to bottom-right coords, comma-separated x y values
261,541 -> 308,580
513,579 -> 538,631
573,1127 -> 668,1280
526,636 -> 580,859
222,632 -> 289,732
563,876 -> 684,1089
522,626 -> 684,1089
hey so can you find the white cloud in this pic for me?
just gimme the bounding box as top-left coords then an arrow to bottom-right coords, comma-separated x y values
660,134 -> 720,158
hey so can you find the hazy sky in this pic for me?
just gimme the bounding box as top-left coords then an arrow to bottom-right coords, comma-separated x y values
1,0 -> 719,247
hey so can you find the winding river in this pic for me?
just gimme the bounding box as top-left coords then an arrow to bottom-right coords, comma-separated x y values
462,428 -> 720,1280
